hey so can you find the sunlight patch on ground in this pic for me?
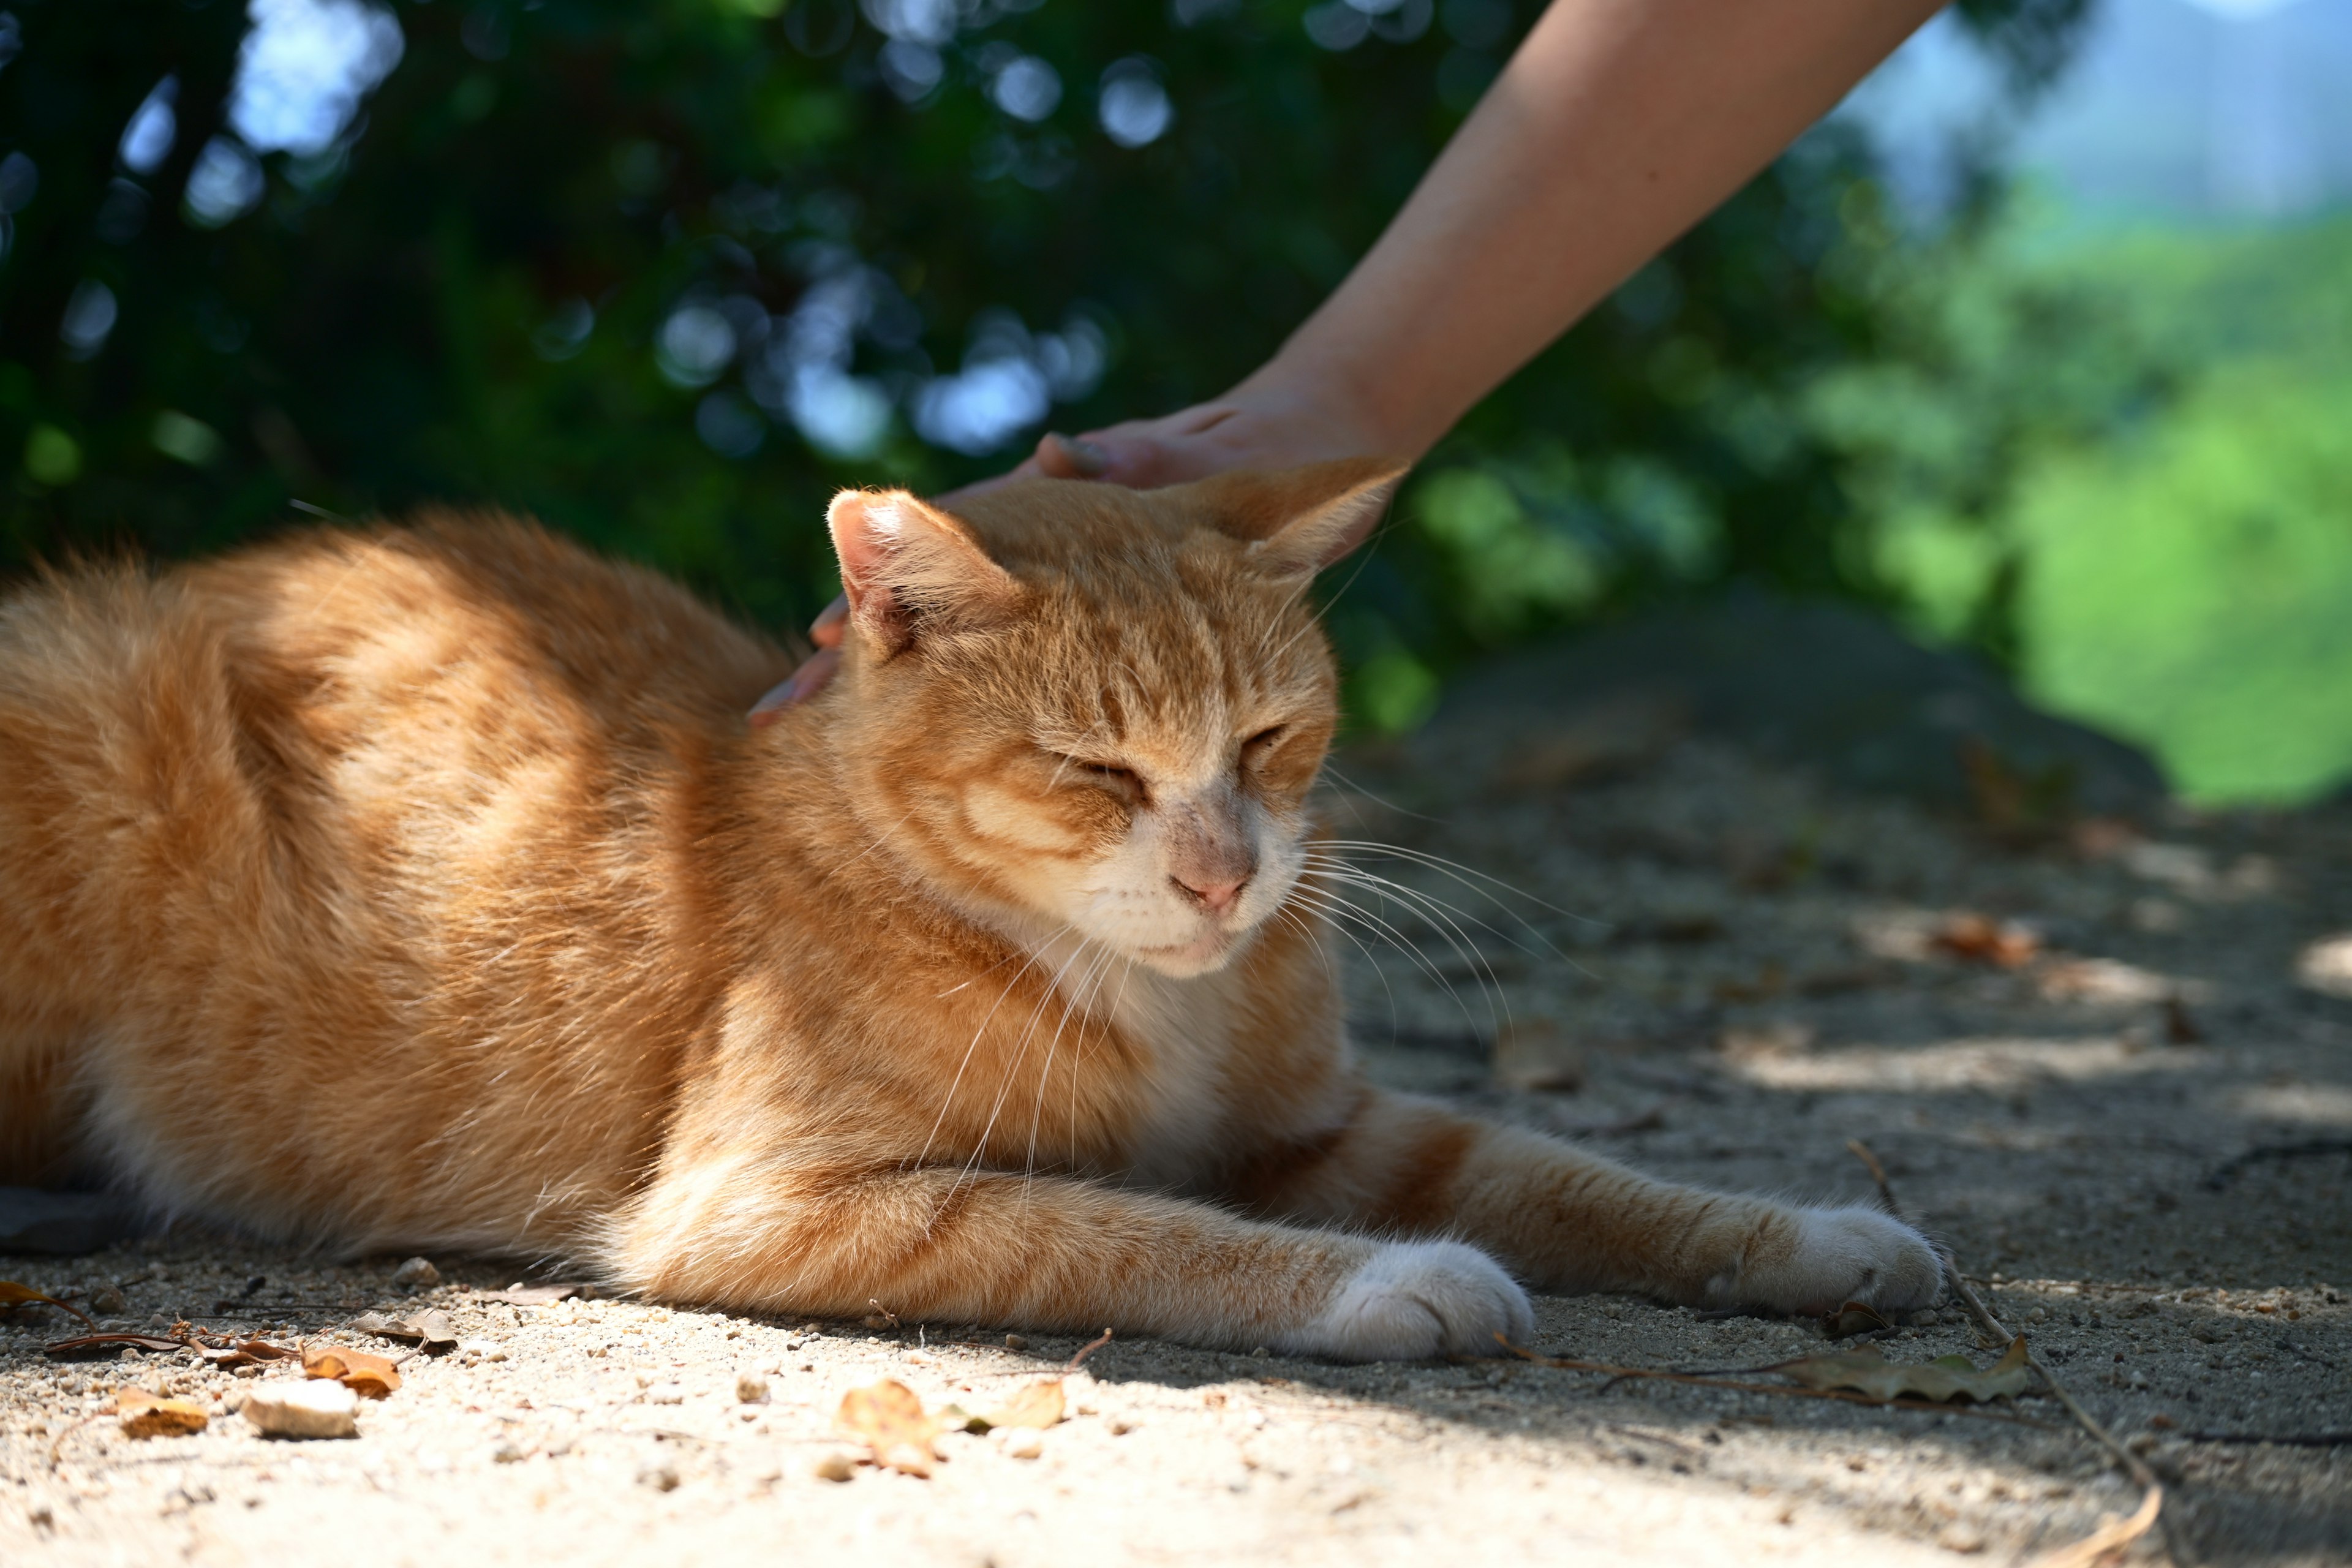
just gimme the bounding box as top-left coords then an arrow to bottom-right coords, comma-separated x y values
2232,1081 -> 2352,1126
1728,1036 -> 2205,1093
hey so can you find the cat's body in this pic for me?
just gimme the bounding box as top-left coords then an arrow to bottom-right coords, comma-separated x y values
0,465 -> 1939,1357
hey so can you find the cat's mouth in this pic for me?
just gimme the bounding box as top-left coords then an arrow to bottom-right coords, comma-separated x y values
1134,928 -> 1241,973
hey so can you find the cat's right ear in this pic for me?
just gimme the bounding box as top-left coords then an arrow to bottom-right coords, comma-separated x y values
826,488 -> 1023,658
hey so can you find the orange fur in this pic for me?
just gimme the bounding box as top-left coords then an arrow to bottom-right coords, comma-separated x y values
0,466 -> 1939,1356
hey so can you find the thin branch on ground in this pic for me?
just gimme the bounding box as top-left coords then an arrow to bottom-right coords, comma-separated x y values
1847,1140 -> 2176,1568
2203,1138 -> 2352,1191
1493,1338 -> 2054,1428
2178,1429 -> 2352,1448
1845,1138 -> 1901,1215
1063,1327 -> 1114,1373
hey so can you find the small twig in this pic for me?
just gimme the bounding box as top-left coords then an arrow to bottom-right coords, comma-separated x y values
2030,1483 -> 2163,1568
1494,1339 -> 2051,1428
1846,1143 -> 2176,1566
2203,1138 -> 2352,1191
1063,1328 -> 1113,1373
1845,1139 -> 1901,1216
1941,1254 -> 2158,1492
47,1411 -> 105,1468
2178,1429 -> 2352,1448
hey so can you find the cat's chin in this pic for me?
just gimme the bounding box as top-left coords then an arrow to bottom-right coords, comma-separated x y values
1131,929 -> 1243,978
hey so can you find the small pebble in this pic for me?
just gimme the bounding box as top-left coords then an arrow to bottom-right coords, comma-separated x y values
1937,1522 -> 1987,1555
492,1442 -> 526,1464
1004,1333 -> 1028,1351
243,1379 -> 359,1439
637,1463 -> 679,1492
90,1285 -> 127,1315
813,1452 -> 857,1482
459,1338 -> 505,1359
1004,1429 -> 1044,1460
736,1371 -> 770,1404
390,1257 -> 440,1289
644,1382 -> 686,1405
1108,1416 -> 1140,1436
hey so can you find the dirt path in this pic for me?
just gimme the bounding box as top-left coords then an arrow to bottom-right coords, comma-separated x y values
6,728 -> 2350,1566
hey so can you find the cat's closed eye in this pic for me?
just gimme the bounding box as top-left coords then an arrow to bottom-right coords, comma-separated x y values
1047,750 -> 1147,803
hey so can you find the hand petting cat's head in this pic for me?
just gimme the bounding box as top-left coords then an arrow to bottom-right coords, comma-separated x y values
821,459 -> 1404,977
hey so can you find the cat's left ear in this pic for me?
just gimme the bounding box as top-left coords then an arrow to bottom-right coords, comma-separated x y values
1194,458 -> 1411,580
827,488 -> 1023,658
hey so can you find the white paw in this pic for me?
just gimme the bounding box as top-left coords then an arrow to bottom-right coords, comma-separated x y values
1729,1207 -> 1944,1316
1273,1241 -> 1533,1362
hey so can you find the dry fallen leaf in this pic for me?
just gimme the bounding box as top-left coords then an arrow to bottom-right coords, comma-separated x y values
303,1343 -> 403,1397
837,1379 -> 944,1476
195,1336 -> 301,1368
43,1332 -> 184,1359
982,1378 -> 1067,1431
1932,914 -> 2041,968
1771,1337 -> 2032,1403
352,1308 -> 457,1348
2,1281 -> 96,1328
477,1283 -> 589,1306
114,1387 -> 209,1438
1820,1300 -> 1894,1340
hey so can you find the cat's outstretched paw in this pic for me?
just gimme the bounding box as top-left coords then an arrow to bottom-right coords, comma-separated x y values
1273,1241 -> 1534,1362
1725,1206 -> 1944,1316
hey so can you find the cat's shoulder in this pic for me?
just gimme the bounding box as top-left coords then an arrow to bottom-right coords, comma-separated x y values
191,511 -> 791,729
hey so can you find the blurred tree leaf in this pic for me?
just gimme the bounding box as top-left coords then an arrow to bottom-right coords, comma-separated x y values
0,0 -> 2095,695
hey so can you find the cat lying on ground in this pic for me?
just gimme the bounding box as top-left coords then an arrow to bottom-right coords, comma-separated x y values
0,460 -> 1939,1358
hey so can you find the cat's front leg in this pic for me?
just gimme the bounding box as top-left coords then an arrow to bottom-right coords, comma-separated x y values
1226,1085 -> 1942,1316
603,1153 -> 1530,1361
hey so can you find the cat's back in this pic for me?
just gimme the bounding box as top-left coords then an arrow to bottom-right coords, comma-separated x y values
194,513 -> 788,742
0,514 -> 791,1028
2,514 -> 788,829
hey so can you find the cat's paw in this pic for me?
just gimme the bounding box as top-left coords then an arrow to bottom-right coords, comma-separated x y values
1725,1206 -> 1944,1316
1273,1241 -> 1534,1362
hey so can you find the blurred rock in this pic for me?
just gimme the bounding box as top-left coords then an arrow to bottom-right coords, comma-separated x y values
1405,593 -> 2166,818
242,1379 -> 358,1439
390,1256 -> 440,1288
0,1188 -> 139,1255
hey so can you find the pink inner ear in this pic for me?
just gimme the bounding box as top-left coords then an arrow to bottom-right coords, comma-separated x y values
827,491 -> 903,605
824,486 -> 1024,656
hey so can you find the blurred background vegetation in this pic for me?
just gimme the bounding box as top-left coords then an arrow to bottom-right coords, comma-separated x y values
2,0 -> 2346,803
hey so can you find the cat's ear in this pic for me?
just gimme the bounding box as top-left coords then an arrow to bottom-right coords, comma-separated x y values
827,488 -> 1022,657
1188,458 -> 1410,579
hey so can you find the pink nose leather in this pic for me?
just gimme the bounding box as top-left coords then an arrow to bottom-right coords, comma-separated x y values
1174,875 -> 1246,915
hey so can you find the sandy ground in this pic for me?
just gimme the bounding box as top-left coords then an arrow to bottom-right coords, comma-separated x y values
5,724 -> 2350,1567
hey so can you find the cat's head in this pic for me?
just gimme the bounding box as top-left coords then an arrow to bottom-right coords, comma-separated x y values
820,459 -> 1403,978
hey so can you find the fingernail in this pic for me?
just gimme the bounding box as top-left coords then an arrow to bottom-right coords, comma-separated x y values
1048,432 -> 1110,476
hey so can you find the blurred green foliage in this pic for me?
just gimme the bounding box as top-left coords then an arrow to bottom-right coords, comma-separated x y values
1866,216 -> 2352,805
4,0 -> 2081,722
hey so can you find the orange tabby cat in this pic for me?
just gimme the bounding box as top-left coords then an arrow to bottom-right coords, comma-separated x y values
0,461 -> 1938,1357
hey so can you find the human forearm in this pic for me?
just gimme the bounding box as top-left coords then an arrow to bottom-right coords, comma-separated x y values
1246,0 -> 1946,457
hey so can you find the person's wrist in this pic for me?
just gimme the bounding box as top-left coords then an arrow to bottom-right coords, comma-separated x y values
1229,348 -> 1429,462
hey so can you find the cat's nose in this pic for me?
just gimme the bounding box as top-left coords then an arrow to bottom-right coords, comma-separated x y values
1171,872 -> 1248,916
